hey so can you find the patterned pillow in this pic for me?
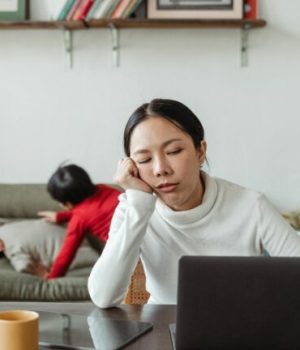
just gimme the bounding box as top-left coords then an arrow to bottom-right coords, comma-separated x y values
0,219 -> 99,273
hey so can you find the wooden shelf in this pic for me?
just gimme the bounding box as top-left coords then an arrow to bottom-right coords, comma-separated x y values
0,18 -> 266,30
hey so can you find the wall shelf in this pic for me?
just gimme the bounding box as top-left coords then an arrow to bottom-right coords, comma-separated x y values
0,18 -> 267,67
0,18 -> 266,30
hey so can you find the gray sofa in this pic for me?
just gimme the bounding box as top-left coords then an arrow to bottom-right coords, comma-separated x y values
0,184 -> 102,301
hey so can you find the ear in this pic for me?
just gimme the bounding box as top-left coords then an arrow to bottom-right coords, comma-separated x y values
64,202 -> 74,210
197,140 -> 207,165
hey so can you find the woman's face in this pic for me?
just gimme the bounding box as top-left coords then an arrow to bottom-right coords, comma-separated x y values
130,116 -> 207,211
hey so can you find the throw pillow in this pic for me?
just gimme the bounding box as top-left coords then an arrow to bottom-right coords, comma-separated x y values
0,219 -> 99,273
282,210 -> 300,230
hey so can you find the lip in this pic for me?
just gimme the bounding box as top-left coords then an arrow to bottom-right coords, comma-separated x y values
156,183 -> 178,193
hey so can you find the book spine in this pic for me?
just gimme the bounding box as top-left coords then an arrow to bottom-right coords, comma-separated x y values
86,0 -> 102,20
73,0 -> 94,20
93,0 -> 114,18
66,0 -> 83,20
81,0 -> 95,19
105,0 -> 123,17
111,0 -> 131,18
244,0 -> 258,19
58,0 -> 76,20
121,0 -> 142,18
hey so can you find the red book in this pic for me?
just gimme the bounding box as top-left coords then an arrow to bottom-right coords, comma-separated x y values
73,0 -> 94,20
244,0 -> 258,19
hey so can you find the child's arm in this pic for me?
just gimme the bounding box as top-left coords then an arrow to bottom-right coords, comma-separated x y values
47,216 -> 85,278
37,210 -> 73,224
37,211 -> 57,223
55,210 -> 73,223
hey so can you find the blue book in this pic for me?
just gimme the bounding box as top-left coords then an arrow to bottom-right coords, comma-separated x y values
58,0 -> 77,20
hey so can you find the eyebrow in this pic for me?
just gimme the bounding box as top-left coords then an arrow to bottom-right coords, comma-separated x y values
132,138 -> 183,155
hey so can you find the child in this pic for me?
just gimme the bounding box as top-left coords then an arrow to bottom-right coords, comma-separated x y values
38,164 -> 120,279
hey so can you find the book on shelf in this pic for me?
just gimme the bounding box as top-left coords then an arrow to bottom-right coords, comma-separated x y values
85,0 -> 103,20
93,0 -> 119,18
73,0 -> 94,20
106,0 -> 123,17
111,0 -> 132,18
66,0 -> 83,20
75,0 -> 144,19
57,0 -> 77,20
244,0 -> 258,19
121,0 -> 143,18
46,0 -> 67,20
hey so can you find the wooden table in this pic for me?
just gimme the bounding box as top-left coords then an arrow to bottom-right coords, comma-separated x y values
0,302 -> 176,349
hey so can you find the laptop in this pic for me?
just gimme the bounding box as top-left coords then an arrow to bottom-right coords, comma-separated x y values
170,256 -> 300,350
38,309 -> 152,350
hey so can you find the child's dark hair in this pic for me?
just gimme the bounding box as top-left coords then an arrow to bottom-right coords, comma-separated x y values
47,164 -> 97,205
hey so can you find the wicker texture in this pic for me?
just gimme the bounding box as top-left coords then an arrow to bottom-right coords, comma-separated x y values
124,259 -> 150,304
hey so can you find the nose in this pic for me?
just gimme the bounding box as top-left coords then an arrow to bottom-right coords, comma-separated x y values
153,155 -> 173,177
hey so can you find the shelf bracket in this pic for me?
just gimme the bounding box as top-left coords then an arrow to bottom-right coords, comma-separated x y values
63,29 -> 73,69
240,24 -> 251,67
109,23 -> 120,67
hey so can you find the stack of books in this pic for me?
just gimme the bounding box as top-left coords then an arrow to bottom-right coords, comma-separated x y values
57,0 -> 143,20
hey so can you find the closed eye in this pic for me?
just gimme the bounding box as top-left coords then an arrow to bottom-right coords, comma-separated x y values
137,158 -> 151,164
167,148 -> 182,155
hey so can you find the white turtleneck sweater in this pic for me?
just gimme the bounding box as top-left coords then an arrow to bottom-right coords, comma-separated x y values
88,173 -> 300,308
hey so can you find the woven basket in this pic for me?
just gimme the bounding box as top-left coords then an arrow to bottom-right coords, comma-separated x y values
123,259 -> 150,304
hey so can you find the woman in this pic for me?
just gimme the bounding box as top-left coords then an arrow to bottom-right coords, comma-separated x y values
88,98 -> 300,308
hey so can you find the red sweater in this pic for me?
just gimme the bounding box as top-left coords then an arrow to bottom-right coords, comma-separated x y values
48,184 -> 120,279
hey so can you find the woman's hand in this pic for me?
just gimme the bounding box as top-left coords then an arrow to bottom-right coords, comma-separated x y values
114,157 -> 152,193
37,211 -> 57,223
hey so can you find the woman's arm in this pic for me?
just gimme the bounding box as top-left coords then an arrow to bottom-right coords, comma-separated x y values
258,195 -> 300,256
88,189 -> 156,308
88,157 -> 155,308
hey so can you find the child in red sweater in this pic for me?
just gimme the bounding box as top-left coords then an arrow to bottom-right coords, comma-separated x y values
38,164 -> 120,279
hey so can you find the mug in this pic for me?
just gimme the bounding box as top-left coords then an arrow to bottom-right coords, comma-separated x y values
0,310 -> 39,350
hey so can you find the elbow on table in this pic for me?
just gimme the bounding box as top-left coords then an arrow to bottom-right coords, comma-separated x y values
88,277 -> 122,309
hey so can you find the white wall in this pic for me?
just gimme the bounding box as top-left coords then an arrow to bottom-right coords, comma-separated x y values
0,0 -> 299,211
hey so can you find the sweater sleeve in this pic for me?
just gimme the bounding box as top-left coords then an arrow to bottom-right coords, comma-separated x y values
56,210 -> 72,223
88,189 -> 156,308
257,195 -> 300,256
48,216 -> 86,278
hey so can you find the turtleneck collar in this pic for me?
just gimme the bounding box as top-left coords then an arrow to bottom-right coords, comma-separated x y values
155,172 -> 218,226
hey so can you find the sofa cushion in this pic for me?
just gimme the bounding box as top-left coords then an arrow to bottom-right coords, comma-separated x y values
0,219 -> 99,273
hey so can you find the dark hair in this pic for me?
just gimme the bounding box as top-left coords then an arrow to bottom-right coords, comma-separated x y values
123,98 -> 205,156
47,164 -> 97,205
